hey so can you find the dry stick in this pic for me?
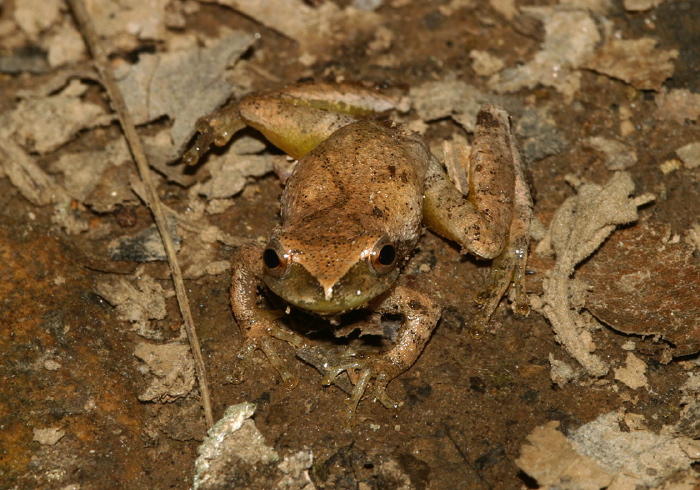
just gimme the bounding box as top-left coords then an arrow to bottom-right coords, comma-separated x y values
67,0 -> 214,429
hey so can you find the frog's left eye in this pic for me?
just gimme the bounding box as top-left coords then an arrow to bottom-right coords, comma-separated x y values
370,239 -> 397,275
263,239 -> 289,278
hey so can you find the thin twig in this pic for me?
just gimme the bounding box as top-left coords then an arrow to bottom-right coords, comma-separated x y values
67,0 -> 214,429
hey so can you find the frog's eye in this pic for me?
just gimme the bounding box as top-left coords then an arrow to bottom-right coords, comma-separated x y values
263,240 -> 289,278
370,239 -> 397,275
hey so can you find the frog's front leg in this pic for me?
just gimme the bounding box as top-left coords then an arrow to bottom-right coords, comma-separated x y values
321,285 -> 441,421
230,244 -> 308,389
423,105 -> 532,336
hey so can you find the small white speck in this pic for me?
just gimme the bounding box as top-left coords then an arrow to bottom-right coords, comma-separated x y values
44,359 -> 62,371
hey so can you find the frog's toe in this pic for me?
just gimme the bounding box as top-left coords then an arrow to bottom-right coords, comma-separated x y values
471,241 -> 531,337
230,339 -> 256,384
372,371 -> 401,410
345,367 -> 372,423
259,336 -> 299,389
347,364 -> 403,423
232,335 -> 299,390
323,360 -> 403,422
471,287 -> 530,338
267,322 -> 308,349
320,361 -> 363,387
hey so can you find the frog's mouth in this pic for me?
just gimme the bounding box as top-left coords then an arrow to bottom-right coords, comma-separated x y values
263,260 -> 399,315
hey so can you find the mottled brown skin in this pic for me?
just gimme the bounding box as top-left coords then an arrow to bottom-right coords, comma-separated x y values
186,82 -> 532,419
266,120 -> 428,312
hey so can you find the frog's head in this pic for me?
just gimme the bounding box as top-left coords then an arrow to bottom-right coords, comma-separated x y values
260,225 -> 405,314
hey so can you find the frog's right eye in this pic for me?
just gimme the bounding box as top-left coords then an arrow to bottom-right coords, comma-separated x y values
370,238 -> 397,275
263,240 -> 289,277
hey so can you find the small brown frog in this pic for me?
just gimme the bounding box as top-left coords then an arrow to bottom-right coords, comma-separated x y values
185,82 -> 532,419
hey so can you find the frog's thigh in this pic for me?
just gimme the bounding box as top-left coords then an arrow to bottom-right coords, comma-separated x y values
239,95 -> 358,160
422,105 -> 518,259
238,82 -> 405,160
371,285 -> 441,375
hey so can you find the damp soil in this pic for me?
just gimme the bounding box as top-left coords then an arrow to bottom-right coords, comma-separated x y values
1,1 -> 698,489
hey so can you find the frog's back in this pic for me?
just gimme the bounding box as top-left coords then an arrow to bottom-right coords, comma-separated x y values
280,119 -> 430,236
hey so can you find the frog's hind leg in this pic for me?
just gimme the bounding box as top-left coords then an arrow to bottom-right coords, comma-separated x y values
184,81 -> 408,164
422,105 -> 532,336
472,127 -> 532,337
238,82 -> 408,160
183,99 -> 247,166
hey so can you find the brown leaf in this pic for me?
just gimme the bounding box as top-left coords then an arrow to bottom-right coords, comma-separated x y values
655,89 -> 700,124
582,38 -> 678,91
579,222 -> 700,357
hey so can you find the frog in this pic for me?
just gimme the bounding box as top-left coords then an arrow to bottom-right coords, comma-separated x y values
184,81 -> 532,419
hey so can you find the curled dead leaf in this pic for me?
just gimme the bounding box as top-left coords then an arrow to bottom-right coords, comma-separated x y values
579,222 -> 700,358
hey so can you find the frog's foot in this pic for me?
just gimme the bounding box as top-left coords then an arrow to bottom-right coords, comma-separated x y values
183,105 -> 246,166
321,358 -> 401,423
232,320 -> 308,390
471,231 -> 530,338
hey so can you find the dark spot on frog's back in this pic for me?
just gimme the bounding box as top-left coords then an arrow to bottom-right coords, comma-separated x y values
400,171 -> 409,183
388,165 -> 396,179
408,299 -> 424,311
477,109 -> 500,129
373,206 -> 384,218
